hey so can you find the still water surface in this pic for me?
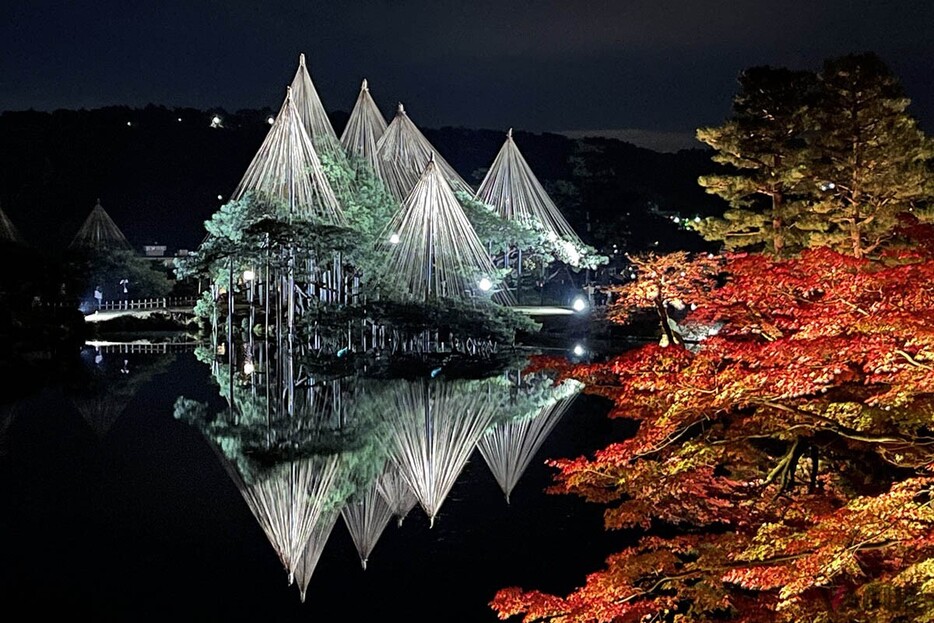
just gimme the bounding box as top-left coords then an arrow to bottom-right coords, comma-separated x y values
1,344 -> 626,622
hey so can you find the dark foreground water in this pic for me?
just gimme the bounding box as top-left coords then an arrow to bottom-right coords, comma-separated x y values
0,345 -> 627,622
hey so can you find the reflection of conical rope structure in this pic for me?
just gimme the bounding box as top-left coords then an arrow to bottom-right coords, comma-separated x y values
72,396 -> 127,437
293,507 -> 340,602
340,79 -> 387,173
375,103 -> 473,202
380,158 -> 513,305
232,87 -> 345,224
0,405 -> 16,457
478,388 -> 580,503
476,130 -> 585,264
0,203 -> 23,243
288,53 -> 343,158
384,378 -> 501,526
340,480 -> 394,570
69,199 -> 133,252
377,462 -> 419,527
212,445 -> 344,590
69,349 -> 176,438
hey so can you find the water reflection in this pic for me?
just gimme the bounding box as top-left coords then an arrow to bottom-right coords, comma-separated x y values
68,342 -> 179,437
175,338 -> 582,601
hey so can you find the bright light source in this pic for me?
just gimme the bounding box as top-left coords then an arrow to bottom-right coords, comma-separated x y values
243,361 -> 255,375
673,216 -> 680,223
177,117 -> 182,122
694,216 -> 701,222
242,270 -> 255,282
266,116 -> 275,125
572,296 -> 588,312
389,233 -> 400,244
217,195 -> 223,200
478,277 -> 493,292
126,121 -> 132,127
211,115 -> 222,128
572,344 -> 586,357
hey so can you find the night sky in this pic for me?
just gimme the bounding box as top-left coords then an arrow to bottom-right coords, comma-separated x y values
2,0 -> 932,152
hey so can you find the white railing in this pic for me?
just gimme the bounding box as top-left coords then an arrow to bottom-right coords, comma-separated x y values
96,296 -> 198,311
85,341 -> 199,354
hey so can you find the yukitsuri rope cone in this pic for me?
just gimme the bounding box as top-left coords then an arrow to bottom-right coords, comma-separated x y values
70,199 -> 133,251
340,78 -> 388,173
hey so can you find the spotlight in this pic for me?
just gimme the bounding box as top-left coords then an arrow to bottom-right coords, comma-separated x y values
478,277 -> 492,292
572,296 -> 588,312
266,116 -> 275,125
389,233 -> 400,244
243,361 -> 255,375
572,344 -> 586,357
242,270 -> 255,282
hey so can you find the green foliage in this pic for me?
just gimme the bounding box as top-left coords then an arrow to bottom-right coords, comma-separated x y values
319,151 -> 399,283
696,53 -> 934,258
806,52 -> 934,257
68,248 -> 173,299
696,66 -> 818,255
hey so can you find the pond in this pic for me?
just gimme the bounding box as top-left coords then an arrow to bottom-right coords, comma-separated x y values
0,341 -> 631,621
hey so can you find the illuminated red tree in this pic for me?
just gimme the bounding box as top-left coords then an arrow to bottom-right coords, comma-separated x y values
493,247 -> 934,622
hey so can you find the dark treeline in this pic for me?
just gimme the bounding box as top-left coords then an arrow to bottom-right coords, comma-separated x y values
0,104 -> 722,256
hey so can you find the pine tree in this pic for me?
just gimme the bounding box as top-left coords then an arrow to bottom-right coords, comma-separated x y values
806,52 -> 934,258
695,66 -> 817,256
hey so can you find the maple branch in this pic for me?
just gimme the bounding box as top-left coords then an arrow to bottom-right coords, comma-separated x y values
755,401 -> 926,445
894,349 -> 934,371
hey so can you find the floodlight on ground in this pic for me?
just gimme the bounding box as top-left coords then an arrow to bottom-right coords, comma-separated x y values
388,233 -> 400,244
478,277 -> 492,292
572,344 -> 586,357
243,361 -> 255,375
243,269 -> 255,282
572,296 -> 588,312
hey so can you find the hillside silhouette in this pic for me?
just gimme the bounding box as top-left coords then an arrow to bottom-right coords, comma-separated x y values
0,105 -> 724,255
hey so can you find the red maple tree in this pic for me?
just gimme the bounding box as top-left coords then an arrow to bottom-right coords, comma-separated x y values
492,247 -> 934,622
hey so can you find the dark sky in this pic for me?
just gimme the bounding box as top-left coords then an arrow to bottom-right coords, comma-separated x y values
2,0 -> 932,151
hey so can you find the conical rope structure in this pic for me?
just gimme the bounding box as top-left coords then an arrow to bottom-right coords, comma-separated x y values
340,479 -> 395,570
293,507 -> 341,603
375,103 -> 473,202
476,129 -> 586,261
232,87 -> 345,225
289,53 -> 343,158
69,200 -> 133,252
339,79 -> 388,173
383,378 -> 501,527
0,203 -> 22,243
376,462 -> 420,527
477,388 -> 580,504
378,158 -> 514,305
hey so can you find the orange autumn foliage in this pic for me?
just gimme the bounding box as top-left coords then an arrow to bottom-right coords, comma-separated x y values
492,248 -> 934,623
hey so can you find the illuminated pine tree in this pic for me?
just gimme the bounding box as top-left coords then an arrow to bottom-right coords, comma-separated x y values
805,52 -> 934,258
695,66 -> 817,256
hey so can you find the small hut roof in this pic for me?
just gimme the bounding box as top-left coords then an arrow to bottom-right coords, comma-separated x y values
375,103 -> 473,202
69,200 -> 132,252
340,79 -> 388,172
